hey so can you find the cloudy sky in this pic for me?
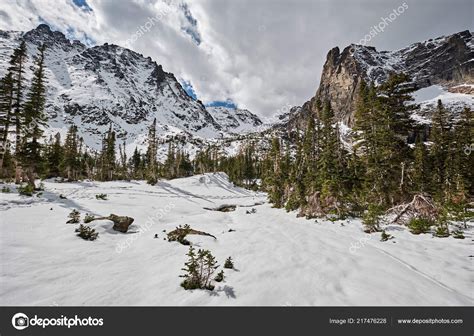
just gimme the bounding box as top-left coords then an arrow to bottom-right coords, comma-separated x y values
0,0 -> 472,119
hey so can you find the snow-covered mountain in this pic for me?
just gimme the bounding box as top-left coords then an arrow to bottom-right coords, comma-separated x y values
0,24 -> 263,155
206,106 -> 263,134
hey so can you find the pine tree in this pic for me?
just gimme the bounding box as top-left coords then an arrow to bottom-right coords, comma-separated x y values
376,73 -> 417,198
19,44 -> 47,187
46,132 -> 63,178
317,101 -> 342,198
62,125 -> 79,180
130,147 -> 142,179
451,107 -> 472,197
353,74 -> 416,206
145,118 -> 158,182
412,134 -> 429,193
8,41 -> 27,183
118,138 -> 128,180
302,115 -> 316,193
429,100 -> 450,199
100,125 -> 116,181
377,73 -> 417,141
164,141 -> 176,178
0,73 -> 14,170
0,146 -> 14,179
267,137 -> 284,207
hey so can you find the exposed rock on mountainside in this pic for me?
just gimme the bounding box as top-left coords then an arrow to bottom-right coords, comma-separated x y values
306,30 -> 473,125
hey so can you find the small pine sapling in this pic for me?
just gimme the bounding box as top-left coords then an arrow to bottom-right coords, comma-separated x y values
224,256 -> 234,269
95,193 -> 108,200
362,204 -> 383,233
380,230 -> 393,242
214,270 -> 225,282
84,213 -> 95,223
75,224 -> 98,241
452,229 -> 465,239
18,184 -> 34,196
407,217 -> 434,234
434,222 -> 450,238
180,247 -> 218,290
66,209 -> 81,224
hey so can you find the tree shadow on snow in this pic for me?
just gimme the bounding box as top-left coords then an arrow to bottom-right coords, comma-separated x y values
208,285 -> 236,299
384,225 -> 406,232
41,189 -> 95,215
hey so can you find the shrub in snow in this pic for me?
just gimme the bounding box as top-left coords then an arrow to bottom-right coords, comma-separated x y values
84,213 -> 95,223
407,217 -> 433,234
362,204 -> 383,233
180,246 -> 218,290
452,229 -> 465,239
95,193 -> 108,200
434,225 -> 449,238
214,270 -> 225,282
66,209 -> 81,224
75,224 -> 98,241
18,184 -> 34,196
446,201 -> 471,229
380,230 -> 393,242
1,186 -> 11,193
224,257 -> 234,269
147,176 -> 158,185
59,194 -> 67,199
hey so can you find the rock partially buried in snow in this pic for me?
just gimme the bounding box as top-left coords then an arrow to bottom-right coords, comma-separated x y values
109,214 -> 135,233
87,214 -> 135,233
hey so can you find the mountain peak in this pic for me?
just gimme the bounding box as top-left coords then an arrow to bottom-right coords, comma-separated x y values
23,24 -> 86,52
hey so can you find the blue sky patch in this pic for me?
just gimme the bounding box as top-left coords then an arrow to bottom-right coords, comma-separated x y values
72,0 -> 93,12
65,26 -> 96,46
181,80 -> 236,108
181,80 -> 198,100
206,100 -> 237,109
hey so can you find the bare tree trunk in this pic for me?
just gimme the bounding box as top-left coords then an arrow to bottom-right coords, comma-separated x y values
399,161 -> 405,191
15,163 -> 22,184
26,167 -> 35,189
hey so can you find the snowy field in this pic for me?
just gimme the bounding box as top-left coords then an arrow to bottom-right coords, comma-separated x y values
0,173 -> 472,306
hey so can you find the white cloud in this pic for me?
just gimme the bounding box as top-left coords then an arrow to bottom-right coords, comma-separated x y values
0,0 -> 472,118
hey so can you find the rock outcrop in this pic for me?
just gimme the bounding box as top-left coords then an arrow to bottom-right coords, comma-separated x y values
306,30 -> 473,126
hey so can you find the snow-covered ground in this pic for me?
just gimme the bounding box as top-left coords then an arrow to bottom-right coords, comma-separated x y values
0,173 -> 472,306
413,85 -> 473,107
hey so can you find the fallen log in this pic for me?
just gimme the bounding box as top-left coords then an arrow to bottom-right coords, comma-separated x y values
167,224 -> 216,245
387,194 -> 438,225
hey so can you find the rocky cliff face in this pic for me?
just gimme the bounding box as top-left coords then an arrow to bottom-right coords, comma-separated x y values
307,30 -> 473,125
